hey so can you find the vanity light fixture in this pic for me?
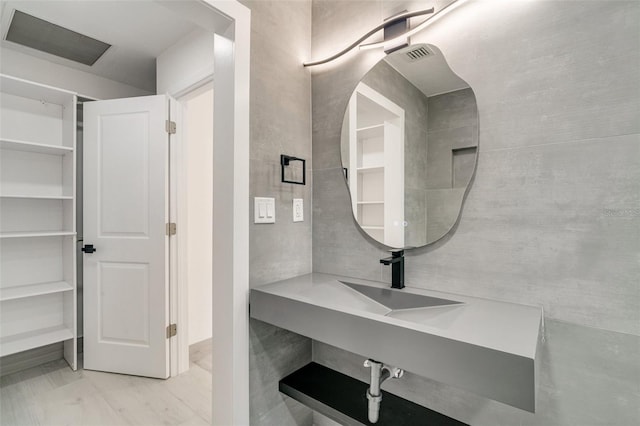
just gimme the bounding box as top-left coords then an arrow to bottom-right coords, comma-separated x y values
303,0 -> 467,67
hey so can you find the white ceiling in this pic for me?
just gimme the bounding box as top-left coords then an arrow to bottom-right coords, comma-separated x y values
0,3 -> 469,97
0,1 -> 200,92
384,44 -> 469,97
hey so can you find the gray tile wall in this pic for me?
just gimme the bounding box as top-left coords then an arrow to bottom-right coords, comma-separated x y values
311,0 -> 640,424
239,1 -> 314,424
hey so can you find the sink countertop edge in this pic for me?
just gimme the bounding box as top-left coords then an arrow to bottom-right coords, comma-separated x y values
250,284 -> 540,412
251,272 -> 543,359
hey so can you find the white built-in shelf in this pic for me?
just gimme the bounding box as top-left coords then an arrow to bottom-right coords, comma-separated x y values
0,74 -> 75,105
0,325 -> 74,357
357,166 -> 384,174
357,124 -> 385,140
357,201 -> 384,205
0,73 -> 77,370
0,281 -> 73,302
0,138 -> 73,155
0,231 -> 76,239
0,194 -> 74,200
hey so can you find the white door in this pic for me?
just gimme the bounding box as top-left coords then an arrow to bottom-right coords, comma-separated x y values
83,95 -> 171,379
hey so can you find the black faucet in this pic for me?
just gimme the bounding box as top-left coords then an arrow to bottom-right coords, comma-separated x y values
380,249 -> 404,289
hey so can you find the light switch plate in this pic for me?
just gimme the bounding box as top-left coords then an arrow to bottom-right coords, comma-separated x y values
255,197 -> 275,223
293,198 -> 303,222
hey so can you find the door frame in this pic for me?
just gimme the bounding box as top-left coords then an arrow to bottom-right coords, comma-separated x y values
170,81 -> 214,376
163,1 -> 251,425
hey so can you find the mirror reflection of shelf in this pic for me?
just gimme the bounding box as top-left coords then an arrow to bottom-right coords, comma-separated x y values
348,82 -> 405,248
357,202 -> 384,232
356,131 -> 384,170
356,166 -> 384,174
356,124 -> 384,139
361,226 -> 384,242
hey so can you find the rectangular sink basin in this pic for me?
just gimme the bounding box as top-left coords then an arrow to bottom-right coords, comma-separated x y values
340,281 -> 463,311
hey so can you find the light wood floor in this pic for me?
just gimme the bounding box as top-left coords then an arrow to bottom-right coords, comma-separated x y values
0,340 -> 212,426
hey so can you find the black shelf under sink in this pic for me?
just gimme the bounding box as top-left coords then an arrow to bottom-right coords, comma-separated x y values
279,362 -> 468,426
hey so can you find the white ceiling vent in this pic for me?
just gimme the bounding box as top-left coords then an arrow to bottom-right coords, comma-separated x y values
404,45 -> 433,62
5,10 -> 111,66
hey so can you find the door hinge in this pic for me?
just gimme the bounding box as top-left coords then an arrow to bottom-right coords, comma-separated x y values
166,222 -> 177,236
166,323 -> 177,338
165,120 -> 176,134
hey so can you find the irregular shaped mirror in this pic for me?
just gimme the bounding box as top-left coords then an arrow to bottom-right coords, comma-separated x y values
341,44 -> 478,249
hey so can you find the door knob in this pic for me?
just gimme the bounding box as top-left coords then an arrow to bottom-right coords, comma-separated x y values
82,244 -> 96,254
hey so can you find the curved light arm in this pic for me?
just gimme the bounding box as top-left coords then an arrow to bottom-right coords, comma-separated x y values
359,0 -> 468,50
302,8 -> 434,67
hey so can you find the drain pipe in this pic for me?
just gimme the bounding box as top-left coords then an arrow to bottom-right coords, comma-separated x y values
364,359 -> 404,423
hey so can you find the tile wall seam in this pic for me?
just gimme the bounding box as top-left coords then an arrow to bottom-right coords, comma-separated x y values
312,166 -> 346,173
309,134 -> 640,170
477,131 -> 640,153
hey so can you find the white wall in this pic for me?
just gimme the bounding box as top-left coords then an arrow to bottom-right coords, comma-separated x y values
156,28 -> 215,95
156,25 -> 216,350
0,47 -> 152,99
184,85 -> 214,345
